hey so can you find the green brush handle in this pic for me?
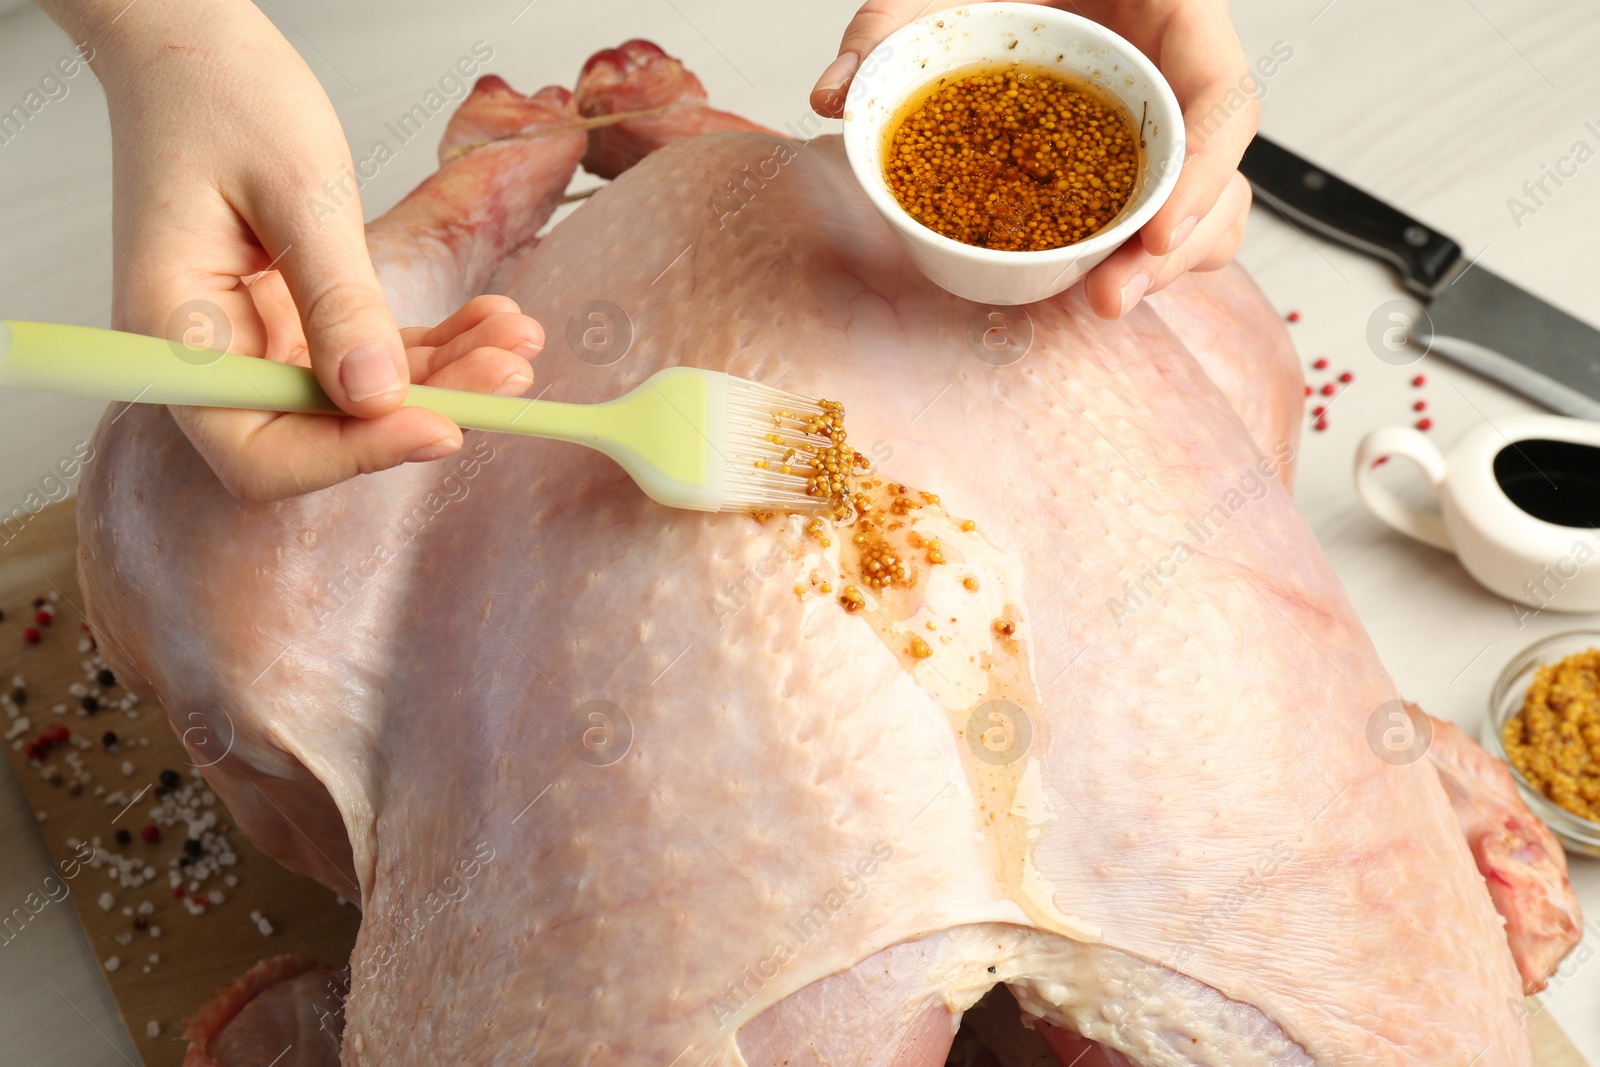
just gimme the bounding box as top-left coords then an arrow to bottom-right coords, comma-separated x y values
0,320 -> 618,445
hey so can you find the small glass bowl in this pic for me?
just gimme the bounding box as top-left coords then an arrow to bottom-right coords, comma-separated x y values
1484,629 -> 1600,857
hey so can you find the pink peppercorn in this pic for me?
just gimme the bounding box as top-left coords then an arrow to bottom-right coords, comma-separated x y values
1416,418 -> 1433,431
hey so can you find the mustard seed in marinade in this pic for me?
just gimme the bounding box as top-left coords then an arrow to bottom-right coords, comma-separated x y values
884,65 -> 1139,252
1503,648 -> 1600,821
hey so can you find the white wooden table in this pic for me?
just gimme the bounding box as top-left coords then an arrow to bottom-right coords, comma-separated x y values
0,0 -> 1596,1061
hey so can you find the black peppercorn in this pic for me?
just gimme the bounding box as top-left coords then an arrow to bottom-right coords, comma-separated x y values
183,839 -> 202,858
80,695 -> 98,713
158,769 -> 181,790
96,668 -> 116,688
101,731 -> 117,748
114,828 -> 131,846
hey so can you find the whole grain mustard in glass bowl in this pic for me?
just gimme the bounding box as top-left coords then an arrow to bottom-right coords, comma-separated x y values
1485,630 -> 1600,856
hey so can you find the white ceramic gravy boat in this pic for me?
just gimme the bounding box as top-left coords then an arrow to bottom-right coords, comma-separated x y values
1354,414 -> 1600,612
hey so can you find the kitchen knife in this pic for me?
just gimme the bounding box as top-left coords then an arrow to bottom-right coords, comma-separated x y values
1238,135 -> 1600,421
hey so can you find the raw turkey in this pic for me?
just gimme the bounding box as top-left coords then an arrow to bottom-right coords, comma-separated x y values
75,39 -> 1581,1067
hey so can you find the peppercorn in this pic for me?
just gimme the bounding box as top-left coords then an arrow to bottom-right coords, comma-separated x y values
1411,375 -> 1426,387
81,695 -> 98,713
1319,383 -> 1336,396
34,609 -> 51,626
1413,400 -> 1427,412
10,686 -> 24,705
1287,310 -> 1301,323
158,769 -> 181,790
1416,418 -> 1433,431
114,828 -> 131,846
22,627 -> 40,645
1312,358 -> 1328,370
1338,371 -> 1353,383
183,839 -> 203,858
140,825 -> 160,843
101,731 -> 117,748
132,917 -> 147,931
96,668 -> 116,688
31,597 -> 45,610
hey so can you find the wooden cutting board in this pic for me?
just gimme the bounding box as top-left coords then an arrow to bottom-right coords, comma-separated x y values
0,499 -> 358,1067
0,499 -> 1589,1066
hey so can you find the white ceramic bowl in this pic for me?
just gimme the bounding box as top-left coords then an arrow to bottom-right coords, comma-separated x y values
841,4 -> 1185,306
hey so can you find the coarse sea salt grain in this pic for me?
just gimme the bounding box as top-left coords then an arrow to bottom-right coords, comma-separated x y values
146,1021 -> 159,1038
97,892 -> 113,912
103,956 -> 120,973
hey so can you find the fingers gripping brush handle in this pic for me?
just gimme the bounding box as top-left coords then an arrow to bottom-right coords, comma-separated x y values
0,321 -> 828,513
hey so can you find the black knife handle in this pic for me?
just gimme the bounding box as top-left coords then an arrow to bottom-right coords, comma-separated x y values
1238,136 -> 1462,297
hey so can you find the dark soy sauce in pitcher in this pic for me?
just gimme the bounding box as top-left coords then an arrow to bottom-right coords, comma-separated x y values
1494,439 -> 1600,528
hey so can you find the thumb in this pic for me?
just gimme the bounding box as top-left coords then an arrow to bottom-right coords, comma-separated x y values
247,179 -> 409,417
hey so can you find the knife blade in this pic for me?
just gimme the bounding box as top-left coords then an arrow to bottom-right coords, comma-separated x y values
1238,134 -> 1600,421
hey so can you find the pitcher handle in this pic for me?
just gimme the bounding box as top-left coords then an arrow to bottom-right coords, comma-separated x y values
1353,427 -> 1453,552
